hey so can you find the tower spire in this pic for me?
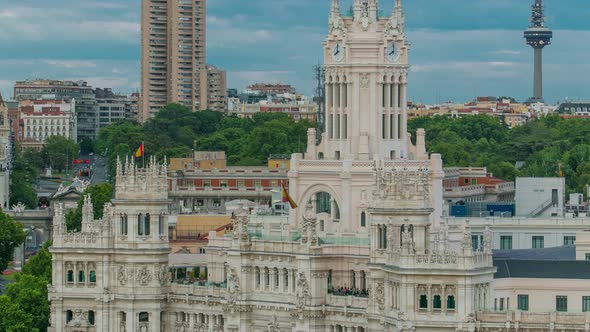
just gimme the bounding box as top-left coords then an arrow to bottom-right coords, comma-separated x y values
331,0 -> 340,14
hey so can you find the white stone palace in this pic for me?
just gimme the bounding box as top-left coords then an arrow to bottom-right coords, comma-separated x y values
49,1 -> 587,331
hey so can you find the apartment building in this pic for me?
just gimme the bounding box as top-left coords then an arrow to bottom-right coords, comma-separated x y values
141,0 -> 227,120
13,79 -> 97,139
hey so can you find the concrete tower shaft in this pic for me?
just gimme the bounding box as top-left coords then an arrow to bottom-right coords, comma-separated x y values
524,0 -> 552,101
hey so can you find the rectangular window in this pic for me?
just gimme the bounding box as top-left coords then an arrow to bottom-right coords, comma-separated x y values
556,296 -> 568,312
564,236 -> 576,246
237,180 -> 245,188
500,236 -> 512,250
220,180 -> 228,188
586,253 -> 590,261
202,180 -> 211,187
397,114 -> 401,139
532,236 -> 544,249
499,298 -> 504,311
389,114 -> 394,139
329,114 -> 334,139
382,114 -> 386,139
472,235 -> 483,251
518,295 -> 529,311
343,114 -> 348,139
583,296 -> 590,312
336,114 -> 341,139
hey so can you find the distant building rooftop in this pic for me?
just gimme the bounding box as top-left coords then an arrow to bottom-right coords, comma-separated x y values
493,246 -> 590,279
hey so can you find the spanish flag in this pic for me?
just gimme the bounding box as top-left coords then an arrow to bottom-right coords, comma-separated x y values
281,183 -> 298,209
134,143 -> 144,158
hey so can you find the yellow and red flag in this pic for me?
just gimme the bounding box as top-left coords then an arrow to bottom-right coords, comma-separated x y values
134,143 -> 144,158
281,183 -> 298,209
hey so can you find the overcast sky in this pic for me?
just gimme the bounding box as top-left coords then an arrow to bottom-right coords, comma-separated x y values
0,0 -> 588,104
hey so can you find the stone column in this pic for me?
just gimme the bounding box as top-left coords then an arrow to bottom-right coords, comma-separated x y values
325,82 -> 332,137
332,83 -> 338,140
385,82 -> 391,141
392,81 -> 399,140
339,82 -> 345,139
401,78 -> 408,145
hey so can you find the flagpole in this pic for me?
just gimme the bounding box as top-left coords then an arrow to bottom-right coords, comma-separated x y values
142,142 -> 145,169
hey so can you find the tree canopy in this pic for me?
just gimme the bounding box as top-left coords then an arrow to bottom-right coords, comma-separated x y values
95,104 -> 314,176
0,210 -> 25,273
409,115 -> 590,193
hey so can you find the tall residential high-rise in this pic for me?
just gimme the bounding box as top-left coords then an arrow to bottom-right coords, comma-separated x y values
140,0 -> 227,121
524,0 -> 552,102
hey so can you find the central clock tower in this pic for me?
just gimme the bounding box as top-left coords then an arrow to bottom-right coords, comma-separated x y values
322,0 -> 410,161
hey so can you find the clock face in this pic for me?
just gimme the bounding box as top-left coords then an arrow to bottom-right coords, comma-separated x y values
386,41 -> 399,62
332,43 -> 344,63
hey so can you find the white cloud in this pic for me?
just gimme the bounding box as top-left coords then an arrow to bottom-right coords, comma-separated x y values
207,16 -> 274,48
491,50 -> 522,55
42,60 -> 98,69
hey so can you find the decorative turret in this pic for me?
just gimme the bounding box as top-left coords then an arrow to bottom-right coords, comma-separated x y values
115,155 -> 168,200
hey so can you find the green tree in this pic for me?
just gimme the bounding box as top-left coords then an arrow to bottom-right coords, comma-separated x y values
0,210 -> 25,273
43,136 -> 79,172
10,147 -> 39,209
22,241 -> 52,283
4,274 -> 49,332
66,183 -> 114,231
79,137 -> 95,154
0,296 -> 37,332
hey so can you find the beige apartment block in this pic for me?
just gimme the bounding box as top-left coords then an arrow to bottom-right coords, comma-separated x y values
141,0 -> 227,121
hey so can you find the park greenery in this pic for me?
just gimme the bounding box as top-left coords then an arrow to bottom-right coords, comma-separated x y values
0,241 -> 52,332
408,114 -> 590,194
0,210 -> 25,274
95,104 -> 314,178
10,137 -> 80,209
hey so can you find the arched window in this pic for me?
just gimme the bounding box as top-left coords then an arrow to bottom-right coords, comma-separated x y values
66,310 -> 73,323
120,311 -> 126,323
447,295 -> 456,310
138,214 -> 150,236
88,310 -> 95,325
89,271 -> 96,283
120,214 -> 128,235
327,270 -> 333,288
433,295 -> 442,309
139,312 -> 149,322
360,212 -> 366,227
78,270 -> 85,283
145,214 -> 151,235
274,268 -> 279,288
67,270 -> 74,283
361,271 -> 366,291
283,268 -> 289,290
138,214 -> 144,235
419,295 -> 428,309
158,214 -> 165,235
255,267 -> 261,288
264,267 -> 270,289
351,270 -> 356,289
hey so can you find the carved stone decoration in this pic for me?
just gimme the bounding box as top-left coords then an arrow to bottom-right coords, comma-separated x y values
226,267 -> 241,306
296,272 -> 310,312
359,3 -> 370,31
136,266 -> 152,286
360,74 -> 370,89
401,226 -> 414,253
374,282 -> 385,310
157,264 -> 170,285
301,202 -> 319,246
232,204 -> 249,241
267,315 -> 281,332
462,222 -> 473,250
329,15 -> 347,37
118,265 -> 128,286
483,226 -> 492,253
68,309 -> 88,327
